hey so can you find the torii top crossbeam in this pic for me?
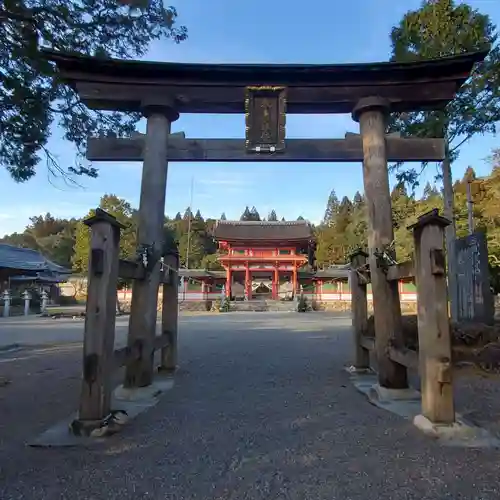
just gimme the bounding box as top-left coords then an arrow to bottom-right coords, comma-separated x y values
43,49 -> 487,114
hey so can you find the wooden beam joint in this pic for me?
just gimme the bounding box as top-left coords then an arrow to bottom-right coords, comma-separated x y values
360,337 -> 375,351
386,261 -> 415,281
387,346 -> 419,370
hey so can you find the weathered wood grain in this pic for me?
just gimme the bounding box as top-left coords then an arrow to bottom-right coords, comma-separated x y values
411,210 -> 454,424
86,137 -> 445,163
79,210 -> 123,422
160,253 -> 179,372
350,251 -> 370,369
113,335 -> 171,370
388,346 -> 419,370
118,259 -> 171,284
357,98 -> 408,390
360,337 -> 375,351
74,80 -> 459,114
124,111 -> 171,389
386,261 -> 415,282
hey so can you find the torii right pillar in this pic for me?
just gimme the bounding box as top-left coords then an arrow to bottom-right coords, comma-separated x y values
353,97 -> 408,390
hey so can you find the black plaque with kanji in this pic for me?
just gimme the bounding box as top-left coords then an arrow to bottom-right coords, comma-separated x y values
245,86 -> 286,153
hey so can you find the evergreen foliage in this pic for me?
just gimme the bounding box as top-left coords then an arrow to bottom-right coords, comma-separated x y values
1,0 -> 186,181
4,162 -> 500,291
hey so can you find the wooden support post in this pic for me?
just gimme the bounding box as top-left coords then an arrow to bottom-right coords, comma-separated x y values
225,267 -> 232,299
160,250 -> 179,373
353,97 -> 408,389
350,250 -> 370,370
125,101 -> 178,388
79,209 -> 124,422
410,209 -> 454,424
245,265 -> 250,300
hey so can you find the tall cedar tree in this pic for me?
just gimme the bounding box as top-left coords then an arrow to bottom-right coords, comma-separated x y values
268,210 -> 278,221
1,0 -> 186,181
388,0 -> 500,319
323,190 -> 340,226
240,206 -> 251,221
249,206 -> 261,221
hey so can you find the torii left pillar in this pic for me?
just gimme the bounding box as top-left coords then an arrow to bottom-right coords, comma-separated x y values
125,99 -> 179,388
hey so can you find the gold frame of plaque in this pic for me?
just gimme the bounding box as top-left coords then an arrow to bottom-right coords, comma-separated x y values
245,86 -> 287,153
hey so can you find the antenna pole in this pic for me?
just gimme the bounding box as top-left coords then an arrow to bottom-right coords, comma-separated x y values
185,177 -> 194,270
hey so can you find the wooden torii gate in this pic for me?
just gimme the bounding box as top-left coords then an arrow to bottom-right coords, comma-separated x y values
44,49 -> 485,429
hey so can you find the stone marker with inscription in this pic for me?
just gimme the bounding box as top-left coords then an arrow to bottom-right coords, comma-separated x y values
456,232 -> 494,325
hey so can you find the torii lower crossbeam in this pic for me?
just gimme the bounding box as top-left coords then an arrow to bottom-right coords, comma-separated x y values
86,137 -> 445,163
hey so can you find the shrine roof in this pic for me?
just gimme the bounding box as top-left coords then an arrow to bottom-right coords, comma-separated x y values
179,269 -> 225,279
213,220 -> 313,243
0,244 -> 71,275
42,49 -> 488,114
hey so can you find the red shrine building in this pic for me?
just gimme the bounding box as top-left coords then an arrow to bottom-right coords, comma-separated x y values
213,220 -> 314,300
174,219 -> 418,306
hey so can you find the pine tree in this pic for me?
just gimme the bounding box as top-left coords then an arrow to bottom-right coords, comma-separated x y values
195,209 -> 203,221
249,206 -> 261,221
268,209 -> 278,221
423,183 -> 439,200
174,212 -> 182,221
353,191 -> 364,209
388,0 -> 500,318
336,197 -> 353,233
1,1 -> 187,182
391,183 -> 415,232
323,189 -> 340,226
346,193 -> 367,250
183,207 -> 193,220
220,212 -> 227,220
297,215 -> 305,221
240,206 -> 251,221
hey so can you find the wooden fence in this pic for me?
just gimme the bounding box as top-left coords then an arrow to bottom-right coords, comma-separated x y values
76,208 -> 179,433
350,209 -> 454,425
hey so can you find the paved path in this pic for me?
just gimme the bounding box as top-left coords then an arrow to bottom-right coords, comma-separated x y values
0,315 -> 130,349
0,312 -> 499,499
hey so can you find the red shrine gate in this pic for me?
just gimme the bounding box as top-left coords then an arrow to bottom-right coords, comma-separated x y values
214,220 -> 313,300
43,47 -> 485,432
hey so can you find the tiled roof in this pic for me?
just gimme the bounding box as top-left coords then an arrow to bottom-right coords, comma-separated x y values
10,274 -> 68,283
179,269 -> 225,279
213,220 -> 313,242
0,244 -> 71,274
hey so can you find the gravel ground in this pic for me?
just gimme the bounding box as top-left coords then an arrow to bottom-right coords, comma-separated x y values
1,312 -> 500,499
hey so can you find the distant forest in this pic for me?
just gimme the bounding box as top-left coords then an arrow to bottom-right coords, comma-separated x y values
3,156 -> 500,290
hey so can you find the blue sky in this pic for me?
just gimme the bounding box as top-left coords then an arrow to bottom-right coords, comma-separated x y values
1,0 -> 499,235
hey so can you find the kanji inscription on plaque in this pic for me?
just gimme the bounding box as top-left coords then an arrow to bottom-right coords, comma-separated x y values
245,86 -> 286,153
